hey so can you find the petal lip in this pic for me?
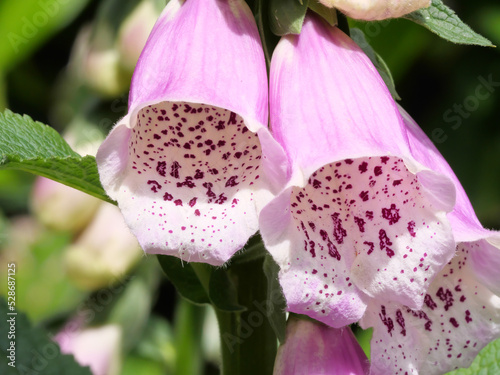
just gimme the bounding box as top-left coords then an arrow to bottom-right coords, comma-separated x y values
399,105 -> 490,243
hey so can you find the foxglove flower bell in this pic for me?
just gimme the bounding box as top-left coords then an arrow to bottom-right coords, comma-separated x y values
360,108 -> 500,374
274,316 -> 369,375
318,0 -> 430,21
261,15 -> 456,328
97,0 -> 287,265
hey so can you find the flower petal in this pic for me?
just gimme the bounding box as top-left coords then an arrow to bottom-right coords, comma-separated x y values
129,0 -> 268,126
97,0 -> 288,265
400,106 -> 488,243
361,243 -> 500,375
274,317 -> 369,375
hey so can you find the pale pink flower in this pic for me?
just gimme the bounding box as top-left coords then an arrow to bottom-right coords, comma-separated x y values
261,15 -> 456,329
319,0 -> 430,21
97,0 -> 287,266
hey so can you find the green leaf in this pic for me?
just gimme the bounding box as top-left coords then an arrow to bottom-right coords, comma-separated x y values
263,255 -> 287,343
446,337 -> 500,374
0,0 -> 91,72
268,0 -> 309,36
0,297 -> 92,375
308,0 -> 337,27
156,255 -> 210,305
350,28 -> 401,100
404,0 -> 494,47
251,0 -> 281,69
0,110 -> 114,204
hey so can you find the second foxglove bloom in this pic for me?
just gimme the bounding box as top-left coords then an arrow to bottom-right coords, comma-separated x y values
261,14 -> 456,328
359,108 -> 500,374
97,0 -> 287,266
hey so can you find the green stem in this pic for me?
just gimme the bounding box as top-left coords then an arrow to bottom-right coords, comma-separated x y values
216,257 -> 278,375
173,298 -> 205,375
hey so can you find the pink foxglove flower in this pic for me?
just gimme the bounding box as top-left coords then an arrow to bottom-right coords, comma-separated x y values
55,324 -> 122,375
319,0 -> 430,21
261,15 -> 456,328
274,316 -> 369,375
359,108 -> 500,374
97,0 -> 287,265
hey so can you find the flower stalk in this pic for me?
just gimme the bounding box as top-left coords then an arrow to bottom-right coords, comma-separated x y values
192,248 -> 278,375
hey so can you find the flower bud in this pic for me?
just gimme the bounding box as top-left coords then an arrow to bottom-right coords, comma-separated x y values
274,317 -> 369,374
64,203 -> 142,290
319,0 -> 430,21
55,324 -> 122,375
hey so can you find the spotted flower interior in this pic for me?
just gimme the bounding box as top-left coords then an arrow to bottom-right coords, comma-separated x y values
363,242 -> 500,375
118,101 -> 267,264
281,156 -> 454,327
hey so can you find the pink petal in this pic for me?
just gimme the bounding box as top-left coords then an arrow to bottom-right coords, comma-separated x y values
263,15 -> 456,325
400,106 -> 489,243
55,325 -> 122,375
400,105 -> 500,319
361,243 -> 500,375
97,0 -> 287,266
274,317 -> 369,375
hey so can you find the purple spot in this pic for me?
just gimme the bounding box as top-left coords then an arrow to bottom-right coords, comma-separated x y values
327,241 -> 341,261
331,213 -> 347,244
156,161 -> 166,177
359,162 -> 368,173
450,317 -> 459,328
170,161 -> 181,179
374,166 -> 383,176
225,176 -> 239,188
354,216 -> 365,232
308,241 -> 316,258
379,305 -> 394,336
437,287 -> 454,311
379,229 -> 395,258
382,203 -> 401,225
189,198 -> 197,207
359,191 -> 369,202
424,294 -> 437,310
396,309 -> 406,336
228,112 -> 237,124
312,179 -> 321,189
364,241 -> 374,255
407,221 -> 416,237
147,180 -> 161,193
393,179 -> 403,186
465,310 -> 472,323
194,170 -> 204,179
163,192 -> 173,201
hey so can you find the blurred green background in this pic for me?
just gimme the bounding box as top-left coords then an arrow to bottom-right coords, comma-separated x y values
0,0 -> 498,374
